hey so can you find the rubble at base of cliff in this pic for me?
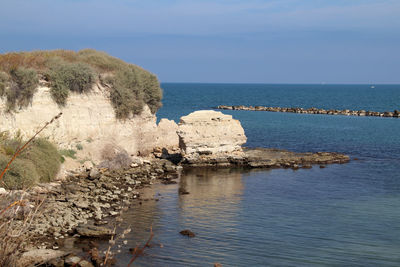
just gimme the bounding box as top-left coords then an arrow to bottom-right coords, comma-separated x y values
1,157 -> 180,266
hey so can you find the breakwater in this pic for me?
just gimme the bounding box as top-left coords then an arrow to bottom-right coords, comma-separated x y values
216,105 -> 400,118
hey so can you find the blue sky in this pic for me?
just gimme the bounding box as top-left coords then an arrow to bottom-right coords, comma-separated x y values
0,0 -> 399,83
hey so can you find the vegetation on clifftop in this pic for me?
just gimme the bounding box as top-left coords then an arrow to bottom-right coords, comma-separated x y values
0,49 -> 162,118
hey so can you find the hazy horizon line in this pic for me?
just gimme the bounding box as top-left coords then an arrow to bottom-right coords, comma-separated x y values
161,81 -> 400,85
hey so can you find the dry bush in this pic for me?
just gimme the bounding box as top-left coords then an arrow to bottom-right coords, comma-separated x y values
99,144 -> 132,170
5,67 -> 39,111
0,193 -> 44,267
0,71 -> 8,97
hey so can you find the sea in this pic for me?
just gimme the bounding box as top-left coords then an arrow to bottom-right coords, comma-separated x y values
111,83 -> 400,266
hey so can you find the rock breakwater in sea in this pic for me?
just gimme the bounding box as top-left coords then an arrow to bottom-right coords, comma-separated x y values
216,105 -> 400,118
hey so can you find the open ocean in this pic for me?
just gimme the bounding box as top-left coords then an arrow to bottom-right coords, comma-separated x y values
114,83 -> 400,266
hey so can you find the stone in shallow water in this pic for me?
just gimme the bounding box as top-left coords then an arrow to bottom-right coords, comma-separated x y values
76,224 -> 113,238
179,229 -> 196,237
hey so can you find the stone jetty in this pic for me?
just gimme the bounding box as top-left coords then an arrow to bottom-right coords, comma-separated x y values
216,105 -> 400,118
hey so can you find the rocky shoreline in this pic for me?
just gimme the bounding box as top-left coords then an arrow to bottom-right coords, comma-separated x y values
8,146 -> 351,266
11,158 -> 181,266
1,110 -> 352,266
216,105 -> 400,118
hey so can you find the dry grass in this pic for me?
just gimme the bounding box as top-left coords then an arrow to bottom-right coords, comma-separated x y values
0,193 -> 44,267
0,113 -> 61,266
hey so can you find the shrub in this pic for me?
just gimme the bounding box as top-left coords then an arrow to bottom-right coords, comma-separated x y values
6,67 -> 39,111
0,138 -> 61,189
0,71 -> 8,97
59,149 -> 77,159
109,67 -> 157,119
0,154 -> 39,189
47,59 -> 96,106
138,71 -> 163,113
21,138 -> 61,183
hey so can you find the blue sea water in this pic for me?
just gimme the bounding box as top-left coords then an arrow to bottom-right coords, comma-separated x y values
117,84 -> 400,266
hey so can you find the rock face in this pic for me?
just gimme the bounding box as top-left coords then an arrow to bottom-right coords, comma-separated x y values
0,84 -> 179,164
177,110 -> 247,163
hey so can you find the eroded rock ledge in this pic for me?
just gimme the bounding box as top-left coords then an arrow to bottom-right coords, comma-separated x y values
176,110 -> 350,168
181,147 -> 350,168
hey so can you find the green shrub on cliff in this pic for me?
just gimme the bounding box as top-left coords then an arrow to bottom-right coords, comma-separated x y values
5,67 -> 39,111
0,137 -> 61,189
47,59 -> 96,106
0,71 -> 8,97
0,49 -> 163,117
107,66 -> 163,119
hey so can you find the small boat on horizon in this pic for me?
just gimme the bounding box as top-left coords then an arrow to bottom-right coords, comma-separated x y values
371,85 -> 375,89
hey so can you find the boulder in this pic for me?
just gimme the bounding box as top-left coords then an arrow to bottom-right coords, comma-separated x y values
177,110 -> 247,162
82,161 -> 94,171
18,249 -> 68,266
76,224 -> 113,238
0,187 -> 7,195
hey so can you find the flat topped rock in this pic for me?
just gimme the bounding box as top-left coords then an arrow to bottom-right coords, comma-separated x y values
179,110 -> 234,124
177,110 -> 247,160
183,147 -> 350,168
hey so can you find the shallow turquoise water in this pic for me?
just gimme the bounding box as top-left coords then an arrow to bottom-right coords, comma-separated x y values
117,83 -> 400,266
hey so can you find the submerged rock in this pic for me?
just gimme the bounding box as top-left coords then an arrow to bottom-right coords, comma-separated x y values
179,229 -> 196,238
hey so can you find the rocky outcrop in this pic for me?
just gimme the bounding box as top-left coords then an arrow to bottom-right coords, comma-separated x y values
0,84 -> 179,165
181,147 -> 350,168
177,110 -> 247,164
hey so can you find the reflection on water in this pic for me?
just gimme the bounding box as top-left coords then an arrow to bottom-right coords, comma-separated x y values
109,168 -> 248,267
101,164 -> 400,267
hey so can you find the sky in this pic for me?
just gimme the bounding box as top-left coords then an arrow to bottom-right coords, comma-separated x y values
0,0 -> 399,83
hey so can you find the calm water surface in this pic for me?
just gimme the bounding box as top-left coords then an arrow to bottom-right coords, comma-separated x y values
112,84 -> 400,266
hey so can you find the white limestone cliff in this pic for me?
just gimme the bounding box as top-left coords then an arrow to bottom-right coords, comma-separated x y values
0,83 -> 178,165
